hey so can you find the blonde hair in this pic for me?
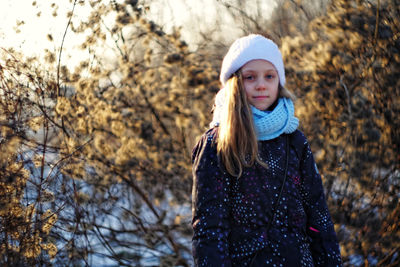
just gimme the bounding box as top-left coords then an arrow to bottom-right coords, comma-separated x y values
216,71 -> 295,178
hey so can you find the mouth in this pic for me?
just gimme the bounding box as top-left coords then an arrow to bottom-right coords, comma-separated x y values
253,96 -> 269,99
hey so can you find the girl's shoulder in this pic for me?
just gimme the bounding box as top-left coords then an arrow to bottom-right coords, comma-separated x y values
191,127 -> 218,163
288,129 -> 310,158
289,129 -> 308,146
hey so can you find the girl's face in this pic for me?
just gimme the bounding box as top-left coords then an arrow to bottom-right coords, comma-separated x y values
241,59 -> 279,111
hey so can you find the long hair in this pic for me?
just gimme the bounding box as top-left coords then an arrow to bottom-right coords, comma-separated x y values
216,71 -> 295,178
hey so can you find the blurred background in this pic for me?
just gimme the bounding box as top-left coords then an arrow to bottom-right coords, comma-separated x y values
0,0 -> 399,266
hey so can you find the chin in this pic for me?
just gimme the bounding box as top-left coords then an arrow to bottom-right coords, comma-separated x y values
254,104 -> 272,111
254,106 -> 268,111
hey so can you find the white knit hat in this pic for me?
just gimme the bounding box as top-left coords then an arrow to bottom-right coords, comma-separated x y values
219,34 -> 285,87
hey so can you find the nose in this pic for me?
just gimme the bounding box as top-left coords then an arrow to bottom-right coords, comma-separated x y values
255,78 -> 266,90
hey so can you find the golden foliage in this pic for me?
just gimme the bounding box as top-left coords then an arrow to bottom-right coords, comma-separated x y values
282,0 -> 400,264
1,0 -> 397,265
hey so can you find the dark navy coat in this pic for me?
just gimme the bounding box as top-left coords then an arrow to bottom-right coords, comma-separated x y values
191,128 -> 342,266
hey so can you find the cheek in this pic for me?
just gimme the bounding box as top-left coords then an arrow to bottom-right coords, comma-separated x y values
273,81 -> 280,94
243,83 -> 252,97
271,84 -> 280,99
274,86 -> 280,96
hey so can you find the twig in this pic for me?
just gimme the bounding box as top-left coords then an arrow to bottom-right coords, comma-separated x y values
339,75 -> 354,199
57,0 -> 78,95
46,137 -> 93,181
138,85 -> 171,136
216,0 -> 263,32
340,75 -> 352,119
289,0 -> 312,21
374,0 -> 381,42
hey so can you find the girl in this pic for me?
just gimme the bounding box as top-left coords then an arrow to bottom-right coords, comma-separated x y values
191,34 -> 342,266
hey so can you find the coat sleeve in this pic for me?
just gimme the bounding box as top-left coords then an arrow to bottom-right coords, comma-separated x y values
298,135 -> 342,266
191,131 -> 232,267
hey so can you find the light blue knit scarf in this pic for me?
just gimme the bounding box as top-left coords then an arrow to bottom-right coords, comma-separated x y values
250,98 -> 299,140
210,92 -> 299,140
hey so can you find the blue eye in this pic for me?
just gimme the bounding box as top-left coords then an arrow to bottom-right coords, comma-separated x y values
266,74 -> 274,79
244,75 -> 254,80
